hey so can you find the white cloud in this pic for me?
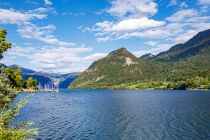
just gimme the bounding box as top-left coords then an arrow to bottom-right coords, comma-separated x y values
109,17 -> 165,32
84,0 -> 164,42
17,24 -> 75,47
107,0 -> 158,18
84,0 -> 166,42
44,0 -> 52,5
166,9 -> 199,22
144,41 -> 158,47
90,17 -> 165,42
0,8 -> 47,24
0,8 -> 68,47
3,45 -> 36,58
84,53 -> 107,61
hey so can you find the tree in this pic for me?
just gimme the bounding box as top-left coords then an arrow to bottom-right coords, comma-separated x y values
25,77 -> 38,90
0,29 -> 37,139
0,73 -> 16,110
0,29 -> 11,59
4,67 -> 23,89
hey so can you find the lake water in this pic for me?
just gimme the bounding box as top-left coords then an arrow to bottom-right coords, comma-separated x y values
14,90 -> 210,140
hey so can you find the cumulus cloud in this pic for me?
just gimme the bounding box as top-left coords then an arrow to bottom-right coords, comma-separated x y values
84,0 -> 210,48
3,46 -> 36,58
88,5 -> 210,45
85,0 -> 165,42
107,0 -> 158,18
100,17 -> 165,32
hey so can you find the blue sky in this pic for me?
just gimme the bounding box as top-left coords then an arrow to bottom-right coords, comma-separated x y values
1,0 -> 210,73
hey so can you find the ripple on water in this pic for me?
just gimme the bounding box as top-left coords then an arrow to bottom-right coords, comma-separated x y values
13,90 -> 210,140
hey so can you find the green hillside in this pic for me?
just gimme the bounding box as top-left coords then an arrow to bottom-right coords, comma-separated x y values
70,29 -> 210,90
150,29 -> 210,81
70,48 -> 165,89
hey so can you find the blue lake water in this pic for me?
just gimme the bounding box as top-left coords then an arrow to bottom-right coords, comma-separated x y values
14,90 -> 210,140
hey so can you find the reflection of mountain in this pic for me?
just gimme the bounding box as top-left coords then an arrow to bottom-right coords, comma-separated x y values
0,64 -> 80,88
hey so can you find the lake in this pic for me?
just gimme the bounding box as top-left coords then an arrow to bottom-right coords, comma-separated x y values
14,90 -> 210,140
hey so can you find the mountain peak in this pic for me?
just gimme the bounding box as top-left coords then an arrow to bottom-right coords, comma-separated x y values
108,47 -> 128,55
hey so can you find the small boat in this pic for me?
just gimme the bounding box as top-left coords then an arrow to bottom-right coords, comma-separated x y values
39,83 -> 59,93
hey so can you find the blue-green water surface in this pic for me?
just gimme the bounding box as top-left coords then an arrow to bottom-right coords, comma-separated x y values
14,90 -> 210,140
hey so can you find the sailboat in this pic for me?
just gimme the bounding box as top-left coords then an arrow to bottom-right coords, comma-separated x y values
39,83 -> 59,93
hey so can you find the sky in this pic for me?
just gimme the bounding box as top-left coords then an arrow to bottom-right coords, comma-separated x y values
0,0 -> 210,73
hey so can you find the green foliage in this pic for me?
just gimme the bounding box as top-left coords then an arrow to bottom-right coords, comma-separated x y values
0,94 -> 38,140
0,73 -> 17,110
4,67 -> 23,89
0,29 -> 11,59
25,77 -> 38,90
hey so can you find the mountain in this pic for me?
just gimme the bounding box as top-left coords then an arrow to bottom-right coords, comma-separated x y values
9,64 -> 36,74
140,53 -> 155,60
70,48 -> 165,89
1,64 -> 79,88
70,29 -> 210,89
150,29 -> 210,63
149,29 -> 210,81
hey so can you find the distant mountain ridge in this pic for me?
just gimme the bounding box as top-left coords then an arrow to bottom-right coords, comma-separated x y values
0,64 -> 80,88
70,29 -> 210,89
140,53 -> 155,60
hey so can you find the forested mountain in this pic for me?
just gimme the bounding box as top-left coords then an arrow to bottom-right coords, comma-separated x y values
149,29 -> 210,81
70,48 -> 164,89
70,29 -> 210,89
150,29 -> 210,63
